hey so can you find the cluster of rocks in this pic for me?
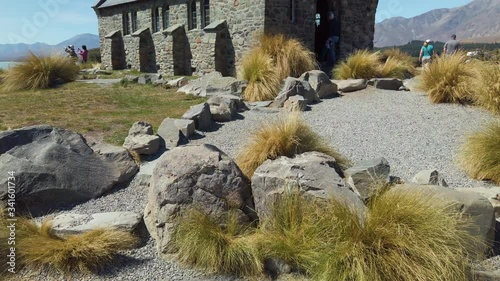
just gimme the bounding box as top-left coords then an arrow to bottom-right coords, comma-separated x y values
121,73 -> 189,88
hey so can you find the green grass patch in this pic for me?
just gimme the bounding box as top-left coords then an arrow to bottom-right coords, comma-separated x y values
0,82 -> 205,145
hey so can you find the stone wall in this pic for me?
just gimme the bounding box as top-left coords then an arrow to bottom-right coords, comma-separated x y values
95,0 -> 266,76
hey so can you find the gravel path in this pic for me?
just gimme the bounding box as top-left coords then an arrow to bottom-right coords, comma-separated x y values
27,87 -> 497,281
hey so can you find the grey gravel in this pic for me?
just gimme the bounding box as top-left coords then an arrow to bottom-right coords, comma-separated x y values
26,87 -> 497,280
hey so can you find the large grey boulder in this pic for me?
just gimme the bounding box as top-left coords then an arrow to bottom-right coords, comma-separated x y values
273,77 -> 319,107
51,211 -> 142,236
393,184 -> 496,251
299,70 -> 337,98
251,152 -> 364,219
92,143 -> 139,183
144,144 -> 254,253
182,102 -> 213,131
177,72 -> 223,96
0,126 -> 133,213
344,157 -> 390,200
455,187 -> 500,220
332,79 -> 367,93
372,78 -> 404,91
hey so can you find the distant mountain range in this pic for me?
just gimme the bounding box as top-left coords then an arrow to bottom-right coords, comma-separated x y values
375,0 -> 500,47
0,33 -> 99,61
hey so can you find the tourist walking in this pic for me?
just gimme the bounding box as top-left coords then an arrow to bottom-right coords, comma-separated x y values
64,45 -> 78,61
326,11 -> 340,65
419,39 -> 434,69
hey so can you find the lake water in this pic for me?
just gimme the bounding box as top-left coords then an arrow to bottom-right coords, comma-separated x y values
0,61 -> 19,69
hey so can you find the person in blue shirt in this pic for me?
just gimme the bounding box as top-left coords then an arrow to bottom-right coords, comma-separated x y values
419,39 -> 435,69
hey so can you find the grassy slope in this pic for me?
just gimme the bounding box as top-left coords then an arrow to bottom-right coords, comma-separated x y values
0,82 -> 205,145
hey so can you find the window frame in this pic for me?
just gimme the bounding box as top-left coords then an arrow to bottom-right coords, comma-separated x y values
201,0 -> 210,28
152,7 -> 161,33
162,5 -> 170,30
131,10 -> 138,33
122,12 -> 130,35
187,0 -> 197,30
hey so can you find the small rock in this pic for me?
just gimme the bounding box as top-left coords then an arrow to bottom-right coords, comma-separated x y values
265,258 -> 292,276
122,75 -> 139,83
138,75 -> 152,85
412,170 -> 448,187
182,103 -> 213,131
300,70 -> 337,98
210,103 -> 233,122
157,118 -> 181,148
123,134 -> 160,155
344,157 -> 390,200
174,119 -> 196,138
207,94 -> 248,113
332,79 -> 367,93
284,95 -> 307,112
128,121 -> 154,136
168,77 -> 188,87
51,211 -> 142,236
274,77 -> 319,107
372,78 -> 404,91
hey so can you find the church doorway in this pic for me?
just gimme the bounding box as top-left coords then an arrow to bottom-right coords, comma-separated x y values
315,0 -> 342,65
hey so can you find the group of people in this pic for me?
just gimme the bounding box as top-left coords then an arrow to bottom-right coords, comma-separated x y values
64,45 -> 88,63
418,34 -> 462,68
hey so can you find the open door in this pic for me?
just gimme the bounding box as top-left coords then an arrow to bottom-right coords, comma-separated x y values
315,0 -> 330,63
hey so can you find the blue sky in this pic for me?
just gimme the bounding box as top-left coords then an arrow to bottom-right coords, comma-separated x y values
0,0 -> 474,45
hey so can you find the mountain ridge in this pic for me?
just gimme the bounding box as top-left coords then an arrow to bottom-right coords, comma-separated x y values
0,33 -> 99,61
375,0 -> 500,47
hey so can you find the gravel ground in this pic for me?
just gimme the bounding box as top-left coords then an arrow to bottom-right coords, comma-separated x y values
24,87 -> 498,280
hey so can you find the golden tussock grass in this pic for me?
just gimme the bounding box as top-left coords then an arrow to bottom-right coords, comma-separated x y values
259,34 -> 318,80
470,62 -> 500,114
258,188 -> 480,281
236,114 -> 350,179
170,208 -> 262,276
240,49 -> 281,102
378,57 -> 410,79
457,121 -> 500,184
420,52 -> 474,104
2,53 -> 79,91
0,211 -> 138,276
333,50 -> 381,79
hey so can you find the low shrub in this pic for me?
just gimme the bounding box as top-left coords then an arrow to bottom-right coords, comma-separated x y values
88,48 -> 101,63
0,213 -> 138,276
2,53 -> 79,91
259,188 -> 480,281
420,52 -> 474,104
333,50 -> 381,79
378,57 -> 409,79
379,48 -> 417,78
236,114 -> 350,179
170,208 -> 262,276
240,48 -> 281,101
259,34 -> 317,80
470,63 -> 500,114
457,121 -> 500,184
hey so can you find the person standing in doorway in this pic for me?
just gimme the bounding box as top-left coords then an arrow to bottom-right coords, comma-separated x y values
443,34 -> 461,55
326,11 -> 340,66
419,39 -> 434,69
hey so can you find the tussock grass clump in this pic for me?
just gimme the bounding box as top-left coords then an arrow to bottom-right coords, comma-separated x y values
333,50 -> 381,79
378,57 -> 409,79
0,212 -> 138,276
259,189 -> 479,281
259,34 -> 317,80
420,52 -> 474,104
470,63 -> 500,114
171,208 -> 262,276
240,49 -> 281,102
2,53 -> 79,91
458,122 -> 500,184
236,114 -> 350,178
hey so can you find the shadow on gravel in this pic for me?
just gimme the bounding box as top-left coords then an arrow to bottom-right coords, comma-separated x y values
95,254 -> 151,277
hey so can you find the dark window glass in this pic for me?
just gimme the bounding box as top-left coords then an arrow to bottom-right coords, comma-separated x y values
152,7 -> 160,33
123,12 -> 130,35
131,11 -> 138,32
188,1 -> 197,30
202,0 -> 210,27
162,5 -> 170,29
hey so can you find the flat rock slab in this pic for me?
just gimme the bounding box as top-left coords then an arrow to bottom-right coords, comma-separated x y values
371,78 -> 404,91
76,79 -> 122,85
51,211 -> 142,236
332,79 -> 367,93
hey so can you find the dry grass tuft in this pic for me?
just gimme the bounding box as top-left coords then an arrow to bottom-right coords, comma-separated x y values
378,57 -> 409,79
2,53 -> 79,91
16,219 -> 138,274
333,50 -> 381,79
420,52 -> 474,104
457,121 -> 500,184
470,63 -> 500,114
240,49 -> 281,102
236,114 -> 350,179
258,188 -> 480,281
170,208 -> 262,276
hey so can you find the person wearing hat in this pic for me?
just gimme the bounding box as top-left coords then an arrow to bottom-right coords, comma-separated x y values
419,39 -> 435,69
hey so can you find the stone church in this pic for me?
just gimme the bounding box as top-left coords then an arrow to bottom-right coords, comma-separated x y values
93,0 -> 379,76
